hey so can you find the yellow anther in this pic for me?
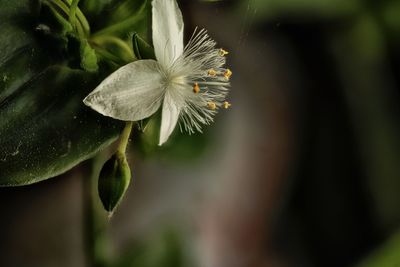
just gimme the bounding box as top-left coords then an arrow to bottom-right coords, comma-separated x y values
219,48 -> 229,56
208,69 -> 217,77
207,102 -> 217,110
193,82 -> 200,93
223,101 -> 231,109
224,69 -> 232,80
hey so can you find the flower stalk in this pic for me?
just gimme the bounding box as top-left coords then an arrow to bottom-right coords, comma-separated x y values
117,122 -> 134,154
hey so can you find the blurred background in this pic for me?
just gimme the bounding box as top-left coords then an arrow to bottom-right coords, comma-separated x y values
1,0 -> 400,266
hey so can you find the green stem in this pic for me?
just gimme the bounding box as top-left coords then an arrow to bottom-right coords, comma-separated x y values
63,0 -> 90,35
48,0 -> 69,14
93,46 -> 126,66
47,0 -> 89,37
91,1 -> 146,38
69,0 -> 80,25
91,35 -> 135,61
83,158 -> 110,267
117,122 -> 133,154
76,8 -> 90,35
91,16 -> 141,37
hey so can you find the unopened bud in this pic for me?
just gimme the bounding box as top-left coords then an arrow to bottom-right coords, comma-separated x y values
132,33 -> 156,60
98,151 -> 131,214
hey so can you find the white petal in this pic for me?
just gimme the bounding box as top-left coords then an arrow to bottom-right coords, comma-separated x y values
83,60 -> 164,121
159,91 -> 180,145
152,0 -> 184,68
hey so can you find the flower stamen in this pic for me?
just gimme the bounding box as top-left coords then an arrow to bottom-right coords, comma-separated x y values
208,69 -> 217,77
193,82 -> 200,93
224,69 -> 232,80
223,101 -> 231,109
207,102 -> 217,110
219,48 -> 229,56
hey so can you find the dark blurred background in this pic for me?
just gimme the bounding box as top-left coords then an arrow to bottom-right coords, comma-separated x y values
1,0 -> 400,266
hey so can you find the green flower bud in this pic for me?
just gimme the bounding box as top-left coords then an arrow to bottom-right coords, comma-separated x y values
80,39 -> 98,72
98,151 -> 131,214
132,33 -> 156,60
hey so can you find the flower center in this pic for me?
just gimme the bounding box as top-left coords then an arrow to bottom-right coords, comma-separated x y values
163,74 -> 187,91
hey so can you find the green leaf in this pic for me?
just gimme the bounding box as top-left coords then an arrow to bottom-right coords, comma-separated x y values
0,66 -> 124,186
0,0 -> 124,185
0,0 -> 40,20
90,0 -> 149,39
81,0 -> 113,18
132,32 -> 155,60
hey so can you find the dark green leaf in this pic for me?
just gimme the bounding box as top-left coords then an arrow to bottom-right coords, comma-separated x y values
90,0 -> 149,39
0,66 -> 124,186
0,0 -> 124,185
132,32 -> 155,60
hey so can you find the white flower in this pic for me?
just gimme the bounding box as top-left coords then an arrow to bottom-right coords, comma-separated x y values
83,0 -> 232,145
